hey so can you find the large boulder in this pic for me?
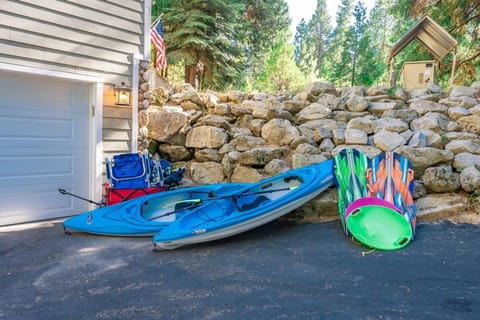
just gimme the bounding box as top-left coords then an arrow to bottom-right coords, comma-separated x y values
261,119 -> 300,145
394,146 -> 454,174
344,128 -> 368,145
291,154 -> 328,168
194,148 -> 222,162
296,103 -> 333,123
416,193 -> 476,221
189,161 -> 225,184
373,130 -> 406,151
460,166 -> 480,193
374,117 -> 409,133
439,96 -> 478,108
185,126 -> 228,149
230,135 -> 268,152
345,95 -> 369,112
410,112 -> 450,133
409,100 -> 448,115
304,82 -> 337,96
368,101 -> 403,115
316,94 -> 341,110
158,144 -> 193,161
147,107 -> 190,144
264,159 -> 290,176
237,147 -> 288,166
445,139 -> 480,155
231,165 -> 265,183
457,115 -> 480,134
194,115 -> 231,130
382,108 -> 418,124
448,106 -> 471,120
449,86 -> 479,97
422,165 -> 460,193
453,153 -> 480,170
346,115 -> 377,133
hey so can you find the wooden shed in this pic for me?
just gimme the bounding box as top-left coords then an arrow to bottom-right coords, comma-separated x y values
388,15 -> 458,89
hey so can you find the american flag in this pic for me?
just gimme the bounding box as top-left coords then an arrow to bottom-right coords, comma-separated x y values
150,19 -> 167,70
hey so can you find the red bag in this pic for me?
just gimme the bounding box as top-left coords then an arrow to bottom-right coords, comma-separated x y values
104,184 -> 167,205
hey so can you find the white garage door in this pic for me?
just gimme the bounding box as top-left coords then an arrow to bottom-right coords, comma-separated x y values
0,71 -> 91,226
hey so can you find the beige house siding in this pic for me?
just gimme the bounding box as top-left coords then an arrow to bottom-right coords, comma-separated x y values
0,0 -> 151,157
0,0 -> 145,84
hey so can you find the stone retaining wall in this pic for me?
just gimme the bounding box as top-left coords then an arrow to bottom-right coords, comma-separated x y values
138,79 -> 480,224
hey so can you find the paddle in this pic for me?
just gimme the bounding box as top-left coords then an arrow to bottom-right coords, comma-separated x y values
58,188 -> 103,206
147,185 -> 299,221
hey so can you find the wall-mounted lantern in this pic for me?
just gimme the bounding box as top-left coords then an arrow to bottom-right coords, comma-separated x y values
114,82 -> 132,106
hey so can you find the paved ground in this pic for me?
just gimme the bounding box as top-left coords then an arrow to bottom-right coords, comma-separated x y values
0,219 -> 479,320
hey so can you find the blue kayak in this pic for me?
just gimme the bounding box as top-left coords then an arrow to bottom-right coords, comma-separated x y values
153,160 -> 334,250
63,183 -> 249,236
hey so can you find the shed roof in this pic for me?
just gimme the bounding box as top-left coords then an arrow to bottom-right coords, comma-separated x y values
388,15 -> 458,62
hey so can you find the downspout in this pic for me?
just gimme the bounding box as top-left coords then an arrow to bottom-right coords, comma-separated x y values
144,0 -> 152,62
130,0 -> 153,152
131,54 -> 140,152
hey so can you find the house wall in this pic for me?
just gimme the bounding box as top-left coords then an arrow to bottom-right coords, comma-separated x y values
0,0 -> 146,84
0,0 -> 151,157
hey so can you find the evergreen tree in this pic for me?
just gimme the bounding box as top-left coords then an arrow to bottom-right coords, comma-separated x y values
293,18 -> 308,65
160,0 -> 246,90
244,0 -> 291,89
309,0 -> 331,79
345,1 -> 382,86
366,0 -> 393,83
350,1 -> 367,85
256,42 -> 305,92
325,0 -> 354,85
294,18 -> 316,77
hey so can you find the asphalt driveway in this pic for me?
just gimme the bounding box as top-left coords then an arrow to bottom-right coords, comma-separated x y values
1,219 -> 479,319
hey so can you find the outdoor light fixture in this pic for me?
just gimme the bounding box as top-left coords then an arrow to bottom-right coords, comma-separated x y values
114,82 -> 132,106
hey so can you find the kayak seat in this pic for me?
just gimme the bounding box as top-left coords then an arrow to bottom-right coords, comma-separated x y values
174,201 -> 196,211
238,195 -> 270,211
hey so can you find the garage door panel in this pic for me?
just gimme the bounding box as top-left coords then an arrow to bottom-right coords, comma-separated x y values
0,155 -> 72,178
0,188 -> 79,226
0,71 -> 92,226
0,73 -> 77,111
0,116 -> 73,140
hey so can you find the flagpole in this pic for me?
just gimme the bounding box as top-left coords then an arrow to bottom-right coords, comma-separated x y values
151,13 -> 163,28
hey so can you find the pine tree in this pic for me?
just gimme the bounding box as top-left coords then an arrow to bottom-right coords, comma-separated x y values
366,0 -> 394,83
257,42 -> 305,92
244,0 -> 291,89
160,0 -> 246,90
350,1 -> 367,85
325,0 -> 354,85
309,0 -> 331,79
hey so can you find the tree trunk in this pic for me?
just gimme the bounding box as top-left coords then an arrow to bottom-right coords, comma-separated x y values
185,64 -> 196,88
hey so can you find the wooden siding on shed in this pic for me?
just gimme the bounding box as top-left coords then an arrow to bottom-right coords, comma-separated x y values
0,0 -> 147,84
